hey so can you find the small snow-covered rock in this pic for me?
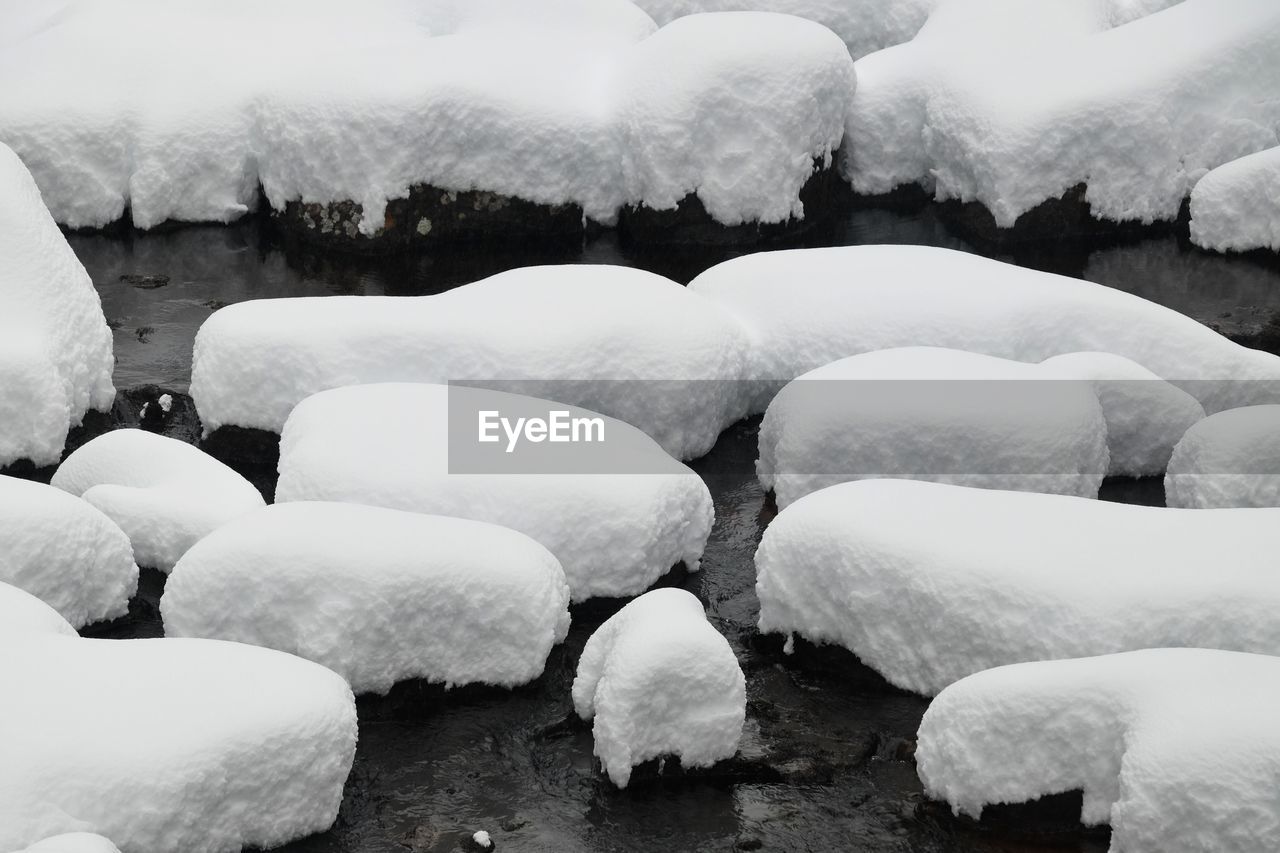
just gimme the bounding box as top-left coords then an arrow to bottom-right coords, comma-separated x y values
1166,405 -> 1280,508
275,383 -> 713,602
163,502 -> 571,694
0,581 -> 76,637
573,588 -> 745,787
17,834 -> 121,853
758,348 -> 1110,508
689,245 -> 1280,414
757,479 -> 1280,695
51,430 -> 265,571
918,648 -> 1280,852
0,475 -> 137,628
1190,145 -> 1280,254
0,635 -> 357,852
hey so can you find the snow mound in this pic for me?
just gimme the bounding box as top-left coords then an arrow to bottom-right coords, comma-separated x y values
18,835 -> 121,853
0,143 -> 114,468
689,245 -> 1280,414
275,383 -> 713,602
1190,146 -> 1280,253
191,265 -> 752,460
0,635 -> 357,853
918,648 -> 1280,852
163,502 -> 571,694
51,430 -> 266,572
0,475 -> 137,628
0,582 -> 77,637
1166,405 -> 1280,508
923,0 -> 1280,228
757,479 -> 1280,695
758,348 -> 1110,508
573,588 -> 745,787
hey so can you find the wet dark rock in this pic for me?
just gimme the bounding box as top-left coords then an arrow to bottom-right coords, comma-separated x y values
918,790 -> 1112,849
874,734 -> 917,763
609,753 -> 784,790
79,567 -> 167,639
754,633 -> 916,697
1229,312 -> 1280,357
460,830 -> 494,851
1098,476 -> 1165,507
120,273 -> 170,289
734,836 -> 763,851
396,823 -> 440,851
199,426 -> 280,501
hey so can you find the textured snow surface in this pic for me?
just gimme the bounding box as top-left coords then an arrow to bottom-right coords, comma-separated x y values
51,430 -> 265,572
17,834 -> 121,853
0,475 -> 137,629
690,246 -> 1280,414
276,383 -> 713,602
573,588 -> 745,787
163,502 -> 571,694
0,0 -> 850,232
1190,146 -> 1280,253
0,144 -> 114,467
1166,405 -> 1280,508
0,582 -> 76,637
0,635 -> 357,853
757,479 -> 1280,695
191,265 -> 752,459
918,649 -> 1280,852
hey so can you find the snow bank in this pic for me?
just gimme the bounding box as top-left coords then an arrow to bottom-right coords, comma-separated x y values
757,479 -> 1280,695
0,475 -> 137,629
17,835 -> 121,853
0,635 -> 356,853
1166,405 -> 1280,508
758,348 -> 1110,508
275,383 -> 713,602
918,648 -> 1280,852
164,502 -> 571,694
191,265 -> 752,460
1190,146 -> 1280,253
689,245 -> 1280,414
572,588 -> 745,787
0,582 -> 77,637
923,0 -> 1280,227
51,430 -> 265,572
0,143 -> 114,468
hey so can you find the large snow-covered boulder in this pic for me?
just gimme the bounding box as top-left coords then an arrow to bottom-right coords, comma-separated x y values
51,430 -> 266,571
0,144 -> 114,468
0,582 -> 77,637
0,634 -> 357,853
0,475 -> 137,629
572,588 -> 745,787
191,265 -> 752,460
1166,405 -> 1280,508
918,649 -> 1280,852
163,502 -> 571,694
16,835 -> 121,853
758,348 -> 1110,507
1190,146 -> 1280,254
689,245 -> 1280,414
275,383 -> 713,602
757,479 -> 1280,695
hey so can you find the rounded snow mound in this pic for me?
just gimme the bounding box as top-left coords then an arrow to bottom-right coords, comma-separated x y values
51,430 -> 266,572
163,502 -> 572,694
1166,404 -> 1280,508
0,581 -> 76,637
17,834 -> 121,853
1190,145 -> 1280,253
573,588 -> 745,787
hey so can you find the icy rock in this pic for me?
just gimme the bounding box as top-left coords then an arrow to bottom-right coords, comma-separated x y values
191,265 -> 752,460
1190,145 -> 1280,254
0,475 -> 137,629
0,581 -> 77,637
757,479 -> 1280,695
163,502 -> 571,694
275,383 -> 713,602
0,143 -> 114,468
917,648 -> 1280,852
757,348 -> 1110,508
573,588 -> 745,787
1166,405 -> 1280,508
17,835 -> 121,853
51,430 -> 265,572
0,635 -> 357,853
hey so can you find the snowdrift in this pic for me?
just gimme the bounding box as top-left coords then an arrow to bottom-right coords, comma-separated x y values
1190,146 -> 1280,253
0,581 -> 77,637
1166,405 -> 1280,508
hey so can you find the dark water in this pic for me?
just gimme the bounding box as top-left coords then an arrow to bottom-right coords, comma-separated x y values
66,192 -> 1278,852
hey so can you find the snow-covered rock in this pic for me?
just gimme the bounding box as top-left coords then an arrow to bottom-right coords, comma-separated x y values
51,430 -> 265,572
0,143 -> 114,468
757,479 -> 1280,695
0,582 -> 77,637
16,835 -> 121,853
0,634 -> 357,853
191,265 -> 752,460
918,648 -> 1280,852
758,348 -> 1110,508
689,245 -> 1280,414
1190,146 -> 1280,254
572,588 -> 745,787
1166,405 -> 1280,508
275,383 -> 713,602
163,502 -> 571,694
0,475 -> 137,629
